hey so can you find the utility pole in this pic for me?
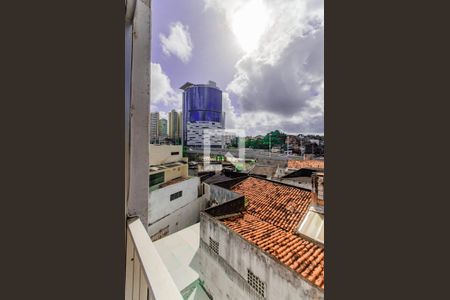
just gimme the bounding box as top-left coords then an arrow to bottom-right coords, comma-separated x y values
269,134 -> 271,157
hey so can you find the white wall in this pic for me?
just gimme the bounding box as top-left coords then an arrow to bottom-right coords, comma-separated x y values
148,177 -> 199,224
149,144 -> 183,165
148,196 -> 207,241
186,121 -> 223,147
148,177 -> 207,240
199,213 -> 324,300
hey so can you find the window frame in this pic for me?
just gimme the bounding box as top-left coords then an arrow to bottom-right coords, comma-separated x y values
170,191 -> 183,201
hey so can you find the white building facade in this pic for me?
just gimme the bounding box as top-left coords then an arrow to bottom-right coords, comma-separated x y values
186,121 -> 224,148
148,176 -> 206,241
199,213 -> 324,300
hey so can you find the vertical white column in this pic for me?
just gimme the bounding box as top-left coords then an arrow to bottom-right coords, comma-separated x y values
127,0 -> 151,226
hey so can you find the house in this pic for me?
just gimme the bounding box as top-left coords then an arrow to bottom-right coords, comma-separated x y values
248,164 -> 278,179
198,176 -> 325,300
148,145 -> 206,241
287,159 -> 325,170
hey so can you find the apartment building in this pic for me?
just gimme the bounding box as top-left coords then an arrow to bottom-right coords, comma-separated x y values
150,112 -> 159,143
148,144 -> 206,241
168,109 -> 182,144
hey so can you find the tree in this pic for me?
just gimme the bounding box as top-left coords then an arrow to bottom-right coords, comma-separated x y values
245,130 -> 287,150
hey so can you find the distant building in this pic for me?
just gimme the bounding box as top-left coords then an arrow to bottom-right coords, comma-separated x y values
150,112 -> 159,143
223,131 -> 236,147
180,81 -> 224,148
309,139 -> 320,145
197,162 -> 223,173
168,109 -> 182,144
159,118 -> 168,137
286,135 -> 302,154
270,146 -> 281,153
300,135 -> 325,156
277,168 -> 322,190
148,144 -> 206,240
288,159 -> 324,170
199,176 -> 324,299
178,112 -> 182,140
248,164 -> 278,179
272,159 -> 325,189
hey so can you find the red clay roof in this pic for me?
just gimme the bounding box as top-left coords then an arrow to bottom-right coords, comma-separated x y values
288,160 -> 324,170
221,177 -> 324,289
231,177 -> 312,232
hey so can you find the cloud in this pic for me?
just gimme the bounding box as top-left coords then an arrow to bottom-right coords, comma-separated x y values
158,111 -> 169,120
159,22 -> 193,63
150,62 -> 181,109
224,110 -> 323,136
222,92 -> 238,129
205,0 -> 324,134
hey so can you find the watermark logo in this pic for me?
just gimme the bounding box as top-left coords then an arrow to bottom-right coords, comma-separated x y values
203,128 -> 246,171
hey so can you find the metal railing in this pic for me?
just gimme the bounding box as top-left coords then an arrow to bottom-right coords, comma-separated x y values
125,218 -> 182,300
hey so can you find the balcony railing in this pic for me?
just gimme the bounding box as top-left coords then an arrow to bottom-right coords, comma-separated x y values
125,218 -> 183,300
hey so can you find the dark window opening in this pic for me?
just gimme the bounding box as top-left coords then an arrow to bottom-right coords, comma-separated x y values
170,191 -> 183,201
171,151 -> 179,155
149,172 -> 165,187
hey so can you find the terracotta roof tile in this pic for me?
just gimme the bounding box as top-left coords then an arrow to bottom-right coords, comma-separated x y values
220,177 -> 325,289
230,177 -> 312,232
288,160 -> 324,170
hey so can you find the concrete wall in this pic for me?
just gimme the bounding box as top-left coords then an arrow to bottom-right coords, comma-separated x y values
279,178 -> 312,190
199,213 -> 324,300
198,163 -> 223,172
207,184 -> 242,206
256,157 -> 288,168
199,240 -> 262,300
148,177 -> 200,224
148,195 -> 207,241
149,144 -> 183,165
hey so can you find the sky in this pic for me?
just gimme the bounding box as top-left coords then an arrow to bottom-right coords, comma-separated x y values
151,0 -> 324,136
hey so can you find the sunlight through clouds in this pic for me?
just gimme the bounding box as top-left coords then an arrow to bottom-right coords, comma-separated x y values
204,0 -> 324,134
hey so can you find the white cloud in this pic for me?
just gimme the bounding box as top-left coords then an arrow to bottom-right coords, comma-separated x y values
205,0 -> 324,134
159,22 -> 193,63
222,92 -> 238,129
159,111 -> 169,120
150,62 -> 181,109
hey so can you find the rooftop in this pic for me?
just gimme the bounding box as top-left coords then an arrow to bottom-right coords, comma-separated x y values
220,177 -> 325,289
179,80 -> 220,91
249,165 -> 278,178
153,223 -> 210,299
149,160 -> 187,172
159,176 -> 192,188
288,160 -> 325,170
179,82 -> 194,90
203,173 -> 233,185
282,168 -> 322,179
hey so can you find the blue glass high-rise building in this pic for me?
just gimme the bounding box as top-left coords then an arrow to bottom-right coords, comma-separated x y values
180,81 -> 224,148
